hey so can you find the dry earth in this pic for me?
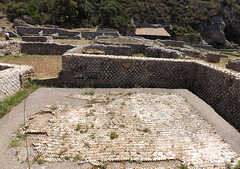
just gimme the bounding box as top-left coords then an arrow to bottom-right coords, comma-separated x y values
12,92 -> 240,168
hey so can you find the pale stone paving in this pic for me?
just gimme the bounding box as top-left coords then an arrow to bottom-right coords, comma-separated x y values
23,92 -> 240,168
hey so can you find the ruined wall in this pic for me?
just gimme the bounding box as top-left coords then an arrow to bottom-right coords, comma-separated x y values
16,26 -> 79,37
21,42 -> 76,55
0,63 -> 34,101
61,53 -> 240,131
0,41 -> 21,56
226,59 -> 240,72
192,64 -> 240,131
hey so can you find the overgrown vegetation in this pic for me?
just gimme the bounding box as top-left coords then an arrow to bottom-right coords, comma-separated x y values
0,81 -> 41,118
1,0 -> 239,35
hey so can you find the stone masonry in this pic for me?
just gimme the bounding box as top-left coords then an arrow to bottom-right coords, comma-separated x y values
61,53 -> 240,131
22,36 -> 53,42
0,63 -> 34,101
20,42 -> 76,55
0,41 -> 21,57
226,59 -> 240,72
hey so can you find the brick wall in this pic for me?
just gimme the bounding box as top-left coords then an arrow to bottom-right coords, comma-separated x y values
61,53 -> 240,131
0,63 -> 34,101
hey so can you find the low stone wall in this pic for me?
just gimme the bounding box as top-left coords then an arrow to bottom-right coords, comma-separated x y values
16,26 -> 79,37
205,52 -> 221,63
20,42 -> 76,55
145,46 -> 185,59
226,59 -> 240,72
83,44 -> 133,56
22,36 -> 53,42
0,41 -> 21,56
61,53 -> 240,131
156,39 -> 185,47
95,41 -> 148,54
0,63 -> 34,101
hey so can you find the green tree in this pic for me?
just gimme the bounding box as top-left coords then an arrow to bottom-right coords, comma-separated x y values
98,0 -> 131,30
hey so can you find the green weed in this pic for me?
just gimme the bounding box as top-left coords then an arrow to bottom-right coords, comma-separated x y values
109,132 -> 118,140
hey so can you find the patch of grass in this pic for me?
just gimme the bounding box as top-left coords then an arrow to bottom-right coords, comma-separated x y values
37,158 -> 46,164
84,104 -> 93,108
73,154 -> 83,162
232,160 -> 240,169
142,128 -> 150,133
64,156 -> 71,160
0,81 -> 42,118
89,132 -> 96,139
119,124 -> 125,128
15,129 -> 23,139
76,124 -> 82,131
61,134 -> 67,139
82,91 -> 95,96
178,163 -> 188,169
86,109 -> 95,117
83,141 -> 90,148
76,124 -> 89,133
109,132 -> 118,140
87,99 -> 98,104
10,139 -> 20,147
125,92 -> 134,96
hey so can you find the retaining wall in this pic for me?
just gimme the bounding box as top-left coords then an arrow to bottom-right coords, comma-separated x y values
21,42 -> 76,55
0,63 -> 34,101
61,53 -> 240,131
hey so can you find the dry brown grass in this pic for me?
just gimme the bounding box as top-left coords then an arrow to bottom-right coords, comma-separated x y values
0,54 -> 62,79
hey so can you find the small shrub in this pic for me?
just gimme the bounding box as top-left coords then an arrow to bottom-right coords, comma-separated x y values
90,132 -> 96,139
73,154 -> 83,162
10,139 -> 20,147
109,132 -> 118,139
82,91 -> 95,95
143,128 -> 150,133
76,124 -> 82,131
178,163 -> 188,169
64,156 -> 70,160
37,158 -> 45,164
232,160 -> 240,169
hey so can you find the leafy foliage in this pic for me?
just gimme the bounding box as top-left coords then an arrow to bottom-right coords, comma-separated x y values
1,0 -> 240,33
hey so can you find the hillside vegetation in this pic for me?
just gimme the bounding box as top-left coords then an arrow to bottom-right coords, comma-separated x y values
0,0 -> 240,36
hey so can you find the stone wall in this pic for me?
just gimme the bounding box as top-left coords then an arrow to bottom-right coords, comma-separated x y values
60,53 -> 240,131
20,42 -> 76,55
0,41 -> 21,57
22,36 -> 53,42
0,63 -> 34,101
156,39 -> 185,47
226,59 -> 240,72
83,44 -> 133,56
95,41 -> 148,54
16,26 -> 79,37
145,46 -> 185,59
